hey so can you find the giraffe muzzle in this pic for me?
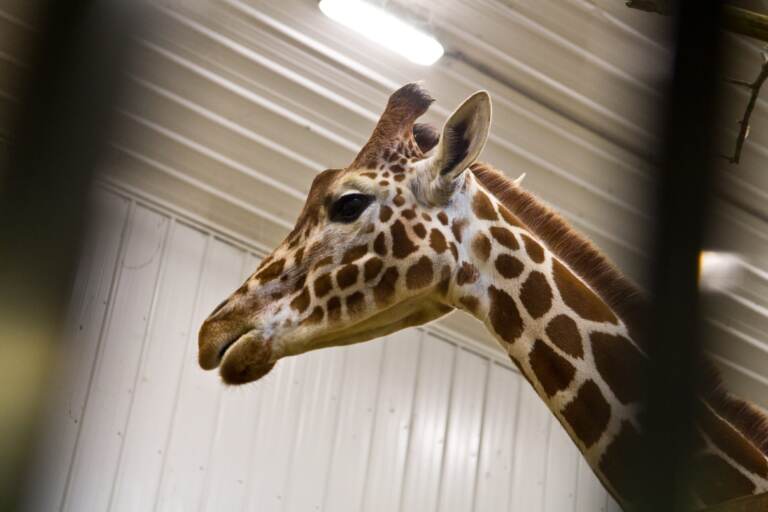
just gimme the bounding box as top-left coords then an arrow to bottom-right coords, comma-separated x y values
218,330 -> 276,385
198,321 -> 277,384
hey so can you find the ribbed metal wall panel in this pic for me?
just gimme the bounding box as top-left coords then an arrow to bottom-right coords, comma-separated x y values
21,187 -> 616,511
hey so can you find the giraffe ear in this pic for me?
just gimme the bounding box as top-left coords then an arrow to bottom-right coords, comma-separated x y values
429,90 -> 491,183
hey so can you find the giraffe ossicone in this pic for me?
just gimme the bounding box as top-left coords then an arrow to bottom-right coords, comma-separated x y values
198,83 -> 768,509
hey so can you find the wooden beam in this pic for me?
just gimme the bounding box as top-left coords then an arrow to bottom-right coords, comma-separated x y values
723,6 -> 768,44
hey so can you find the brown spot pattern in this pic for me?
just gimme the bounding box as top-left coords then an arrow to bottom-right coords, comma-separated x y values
373,232 -> 387,256
437,275 -> 450,297
488,286 -> 523,343
364,258 -> 383,282
393,195 -> 405,207
293,273 -> 307,293
336,264 -> 359,289
521,234 -> 544,263
379,205 -> 393,222
406,256 -> 434,289
519,271 -> 553,319
402,208 -> 416,220
599,421 -> 644,502
413,224 -> 427,239
562,380 -> 610,448
342,244 -> 368,264
553,260 -> 618,324
489,226 -> 519,250
449,243 -> 459,261
290,287 -> 310,313
373,267 -> 399,305
313,255 -> 333,271
256,258 -> 285,284
545,314 -> 583,358
699,403 -> 768,477
391,220 -> 418,259
472,233 -> 491,262
429,229 -> 447,253
591,332 -> 646,404
528,339 -> 575,397
498,205 -> 521,227
494,254 -> 523,279
294,248 -> 304,266
437,212 -> 449,225
327,297 -> 342,322
256,255 -> 273,272
456,262 -> 479,286
459,296 -> 479,314
451,219 -> 467,243
346,292 -> 365,315
313,273 -> 333,298
690,454 -> 757,506
472,191 -> 498,221
302,306 -> 324,325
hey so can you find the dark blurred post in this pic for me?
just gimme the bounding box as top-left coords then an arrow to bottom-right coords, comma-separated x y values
638,1 -> 725,511
0,1 -> 140,509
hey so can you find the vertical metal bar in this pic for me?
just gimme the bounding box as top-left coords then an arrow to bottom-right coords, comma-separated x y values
0,1 -> 141,510
639,1 -> 725,510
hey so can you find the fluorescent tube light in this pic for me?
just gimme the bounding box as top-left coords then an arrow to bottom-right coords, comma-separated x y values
699,251 -> 744,292
319,0 -> 444,66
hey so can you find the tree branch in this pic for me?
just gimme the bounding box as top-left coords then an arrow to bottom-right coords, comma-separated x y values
723,5 -> 768,44
626,1 -> 768,165
625,0 -> 671,15
723,48 -> 768,164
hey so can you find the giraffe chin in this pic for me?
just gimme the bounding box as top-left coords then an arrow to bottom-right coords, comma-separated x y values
218,331 -> 276,385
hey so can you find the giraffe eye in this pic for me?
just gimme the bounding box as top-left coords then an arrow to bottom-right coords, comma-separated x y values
329,193 -> 373,223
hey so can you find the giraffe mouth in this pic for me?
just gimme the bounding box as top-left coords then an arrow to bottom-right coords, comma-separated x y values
217,336 -> 239,361
218,330 -> 276,385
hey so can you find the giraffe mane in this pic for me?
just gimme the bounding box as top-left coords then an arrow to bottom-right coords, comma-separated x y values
470,162 -> 648,340
699,359 -> 768,455
469,161 -> 768,457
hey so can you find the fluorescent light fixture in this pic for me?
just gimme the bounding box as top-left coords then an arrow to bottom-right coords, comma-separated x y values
319,0 -> 444,66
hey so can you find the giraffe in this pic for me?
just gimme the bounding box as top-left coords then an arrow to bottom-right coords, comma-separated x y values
198,83 -> 768,509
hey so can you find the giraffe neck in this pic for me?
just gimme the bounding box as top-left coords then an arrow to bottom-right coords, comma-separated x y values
445,172 -> 768,509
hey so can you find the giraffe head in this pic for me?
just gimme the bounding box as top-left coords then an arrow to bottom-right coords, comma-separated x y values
198,83 -> 491,384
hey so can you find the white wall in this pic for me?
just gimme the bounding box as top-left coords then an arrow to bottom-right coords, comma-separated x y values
23,187 -> 618,511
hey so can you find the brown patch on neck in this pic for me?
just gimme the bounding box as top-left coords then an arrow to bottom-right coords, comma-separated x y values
470,162 -> 647,341
690,454 -> 756,506
472,162 -> 768,462
528,339 -> 575,397
562,379 -> 611,449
